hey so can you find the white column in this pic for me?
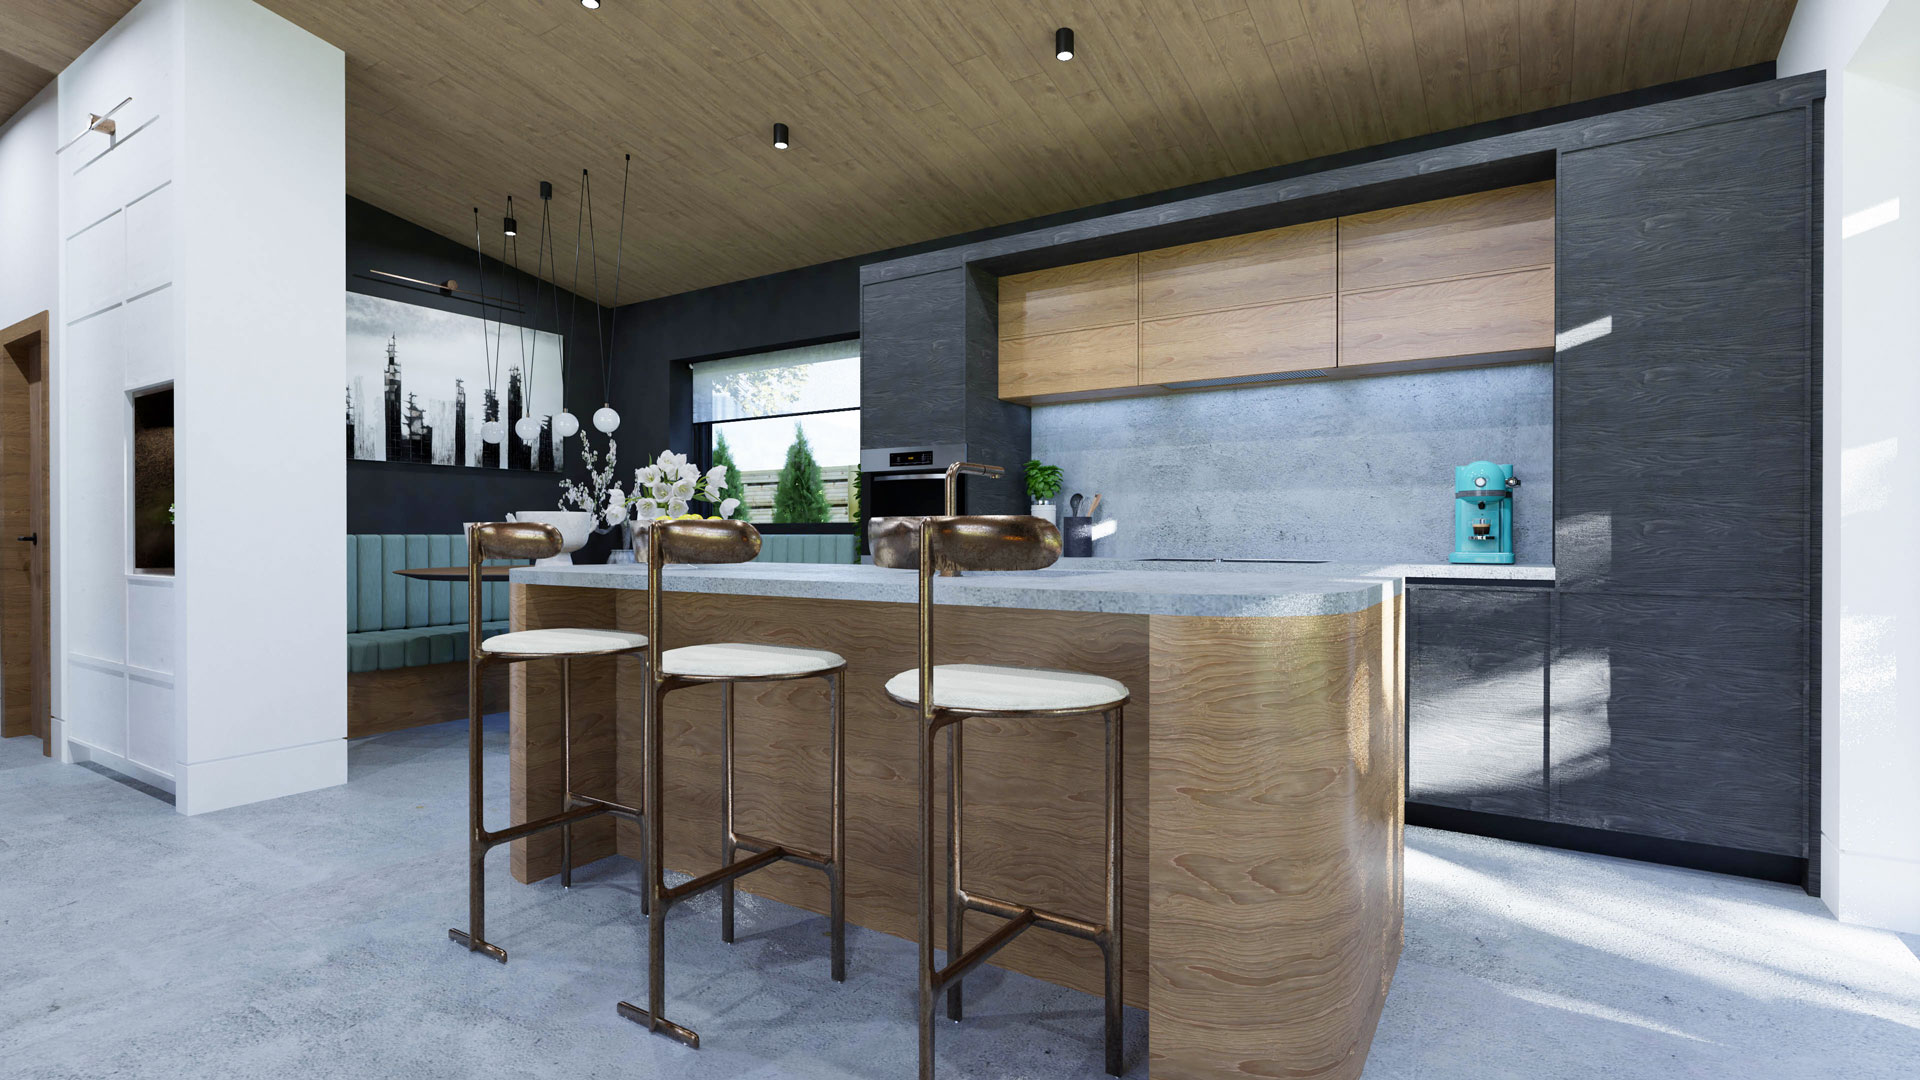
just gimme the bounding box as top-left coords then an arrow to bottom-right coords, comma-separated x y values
1781,0 -> 1920,932
55,0 -> 346,813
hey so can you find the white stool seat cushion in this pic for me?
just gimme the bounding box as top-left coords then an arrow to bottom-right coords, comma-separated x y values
481,627 -> 648,656
662,643 -> 846,679
884,664 -> 1129,713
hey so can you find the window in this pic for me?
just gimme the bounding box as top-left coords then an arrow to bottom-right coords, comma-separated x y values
691,339 -> 859,525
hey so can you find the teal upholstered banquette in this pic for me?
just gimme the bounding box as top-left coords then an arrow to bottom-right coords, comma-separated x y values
346,534 -> 526,673
346,530 -> 855,673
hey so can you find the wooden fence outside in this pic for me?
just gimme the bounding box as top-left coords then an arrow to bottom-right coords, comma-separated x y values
737,464 -> 856,523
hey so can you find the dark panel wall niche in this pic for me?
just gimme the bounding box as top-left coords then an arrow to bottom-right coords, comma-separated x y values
345,198 -> 616,546
131,386 -> 173,572
855,73 -> 1822,892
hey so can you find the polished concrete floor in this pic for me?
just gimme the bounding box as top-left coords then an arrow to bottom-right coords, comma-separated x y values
2,720 -> 1916,1079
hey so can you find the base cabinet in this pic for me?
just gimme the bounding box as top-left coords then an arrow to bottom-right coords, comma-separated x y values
1407,585 -> 1550,818
1549,592 -> 1809,857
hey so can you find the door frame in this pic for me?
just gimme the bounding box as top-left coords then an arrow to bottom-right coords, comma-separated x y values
2,312 -> 52,756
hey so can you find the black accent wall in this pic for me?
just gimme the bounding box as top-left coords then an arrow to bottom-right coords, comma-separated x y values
345,198 -> 614,537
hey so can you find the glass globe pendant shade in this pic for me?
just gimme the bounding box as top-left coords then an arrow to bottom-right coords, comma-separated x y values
515,416 -> 543,445
552,408 -> 580,439
592,404 -> 621,434
480,420 -> 506,445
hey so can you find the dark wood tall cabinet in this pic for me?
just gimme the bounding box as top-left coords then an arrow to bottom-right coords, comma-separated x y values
1409,91 -> 1820,889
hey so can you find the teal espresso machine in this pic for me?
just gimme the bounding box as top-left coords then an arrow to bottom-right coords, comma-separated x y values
1450,461 -> 1520,564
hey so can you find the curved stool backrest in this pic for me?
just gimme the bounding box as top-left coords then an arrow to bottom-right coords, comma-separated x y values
641,517 -> 763,682
650,517 -> 763,566
472,520 -> 564,561
870,515 -> 1062,722
466,522 -> 562,650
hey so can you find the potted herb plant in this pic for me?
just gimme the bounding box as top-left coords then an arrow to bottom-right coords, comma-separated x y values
1023,459 -> 1064,526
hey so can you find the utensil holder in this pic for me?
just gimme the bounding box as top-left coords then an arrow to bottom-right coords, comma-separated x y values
1062,516 -> 1093,558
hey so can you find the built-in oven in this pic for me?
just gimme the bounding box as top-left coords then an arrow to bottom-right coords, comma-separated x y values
860,444 -> 972,523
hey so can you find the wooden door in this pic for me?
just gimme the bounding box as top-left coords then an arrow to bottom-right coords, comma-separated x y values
2,313 -> 51,755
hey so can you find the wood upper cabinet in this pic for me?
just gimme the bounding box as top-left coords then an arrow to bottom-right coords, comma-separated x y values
1338,181 -> 1556,368
1138,220 -> 1336,384
998,254 -> 1138,401
1137,220 -> 1335,319
996,182 -> 1556,401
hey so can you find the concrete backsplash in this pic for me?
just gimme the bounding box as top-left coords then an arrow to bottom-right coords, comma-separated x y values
1029,364 -> 1553,564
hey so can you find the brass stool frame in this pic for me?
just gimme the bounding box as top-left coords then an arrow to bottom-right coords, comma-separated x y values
448,522 -> 651,963
617,519 -> 848,1049
875,515 -> 1127,1080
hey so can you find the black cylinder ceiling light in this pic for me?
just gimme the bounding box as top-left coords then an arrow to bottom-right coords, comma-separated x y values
580,0 -> 601,9
773,122 -> 790,150
503,196 -> 517,236
1055,27 -> 1074,61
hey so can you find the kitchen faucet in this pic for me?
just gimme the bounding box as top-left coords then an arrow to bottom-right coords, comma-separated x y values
943,461 -> 1003,515
940,461 -> 1003,576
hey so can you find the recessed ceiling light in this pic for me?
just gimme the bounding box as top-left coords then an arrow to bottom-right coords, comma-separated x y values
1055,27 -> 1074,61
773,122 -> 790,150
581,0 -> 601,9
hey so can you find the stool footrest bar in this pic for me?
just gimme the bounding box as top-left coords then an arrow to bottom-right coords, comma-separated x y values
934,907 -> 1038,990
732,832 -> 831,870
615,1001 -> 700,1048
569,793 -> 645,818
479,803 -> 606,848
446,928 -> 507,963
665,844 -> 788,904
961,890 -> 1105,942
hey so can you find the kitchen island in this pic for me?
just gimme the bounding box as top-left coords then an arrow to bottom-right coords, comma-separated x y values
501,560 -> 1524,1078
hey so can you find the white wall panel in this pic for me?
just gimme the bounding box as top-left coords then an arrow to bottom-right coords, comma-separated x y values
0,84 -> 58,331
121,286 -> 178,388
66,659 -> 128,759
126,577 -> 173,674
126,671 -> 173,774
123,182 -> 173,299
65,211 -> 125,321
59,311 -> 128,665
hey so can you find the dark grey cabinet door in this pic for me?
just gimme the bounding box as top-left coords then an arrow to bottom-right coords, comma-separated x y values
1550,591 -> 1808,856
1555,109 -> 1813,595
860,269 -> 968,448
1408,586 -> 1551,817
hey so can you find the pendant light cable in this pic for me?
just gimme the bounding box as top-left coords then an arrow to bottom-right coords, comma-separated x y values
584,169 -> 605,379
604,152 -> 631,408
567,170 -> 586,393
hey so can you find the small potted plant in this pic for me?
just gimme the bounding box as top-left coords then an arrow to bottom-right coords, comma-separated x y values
1023,459 -> 1064,526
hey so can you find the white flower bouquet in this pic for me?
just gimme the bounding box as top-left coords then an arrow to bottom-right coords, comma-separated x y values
626,450 -> 741,523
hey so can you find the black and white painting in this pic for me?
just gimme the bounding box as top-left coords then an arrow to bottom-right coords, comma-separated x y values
345,292 -> 566,470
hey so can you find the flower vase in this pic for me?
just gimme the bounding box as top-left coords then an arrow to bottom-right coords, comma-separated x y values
1030,501 -> 1057,526
605,522 -> 639,564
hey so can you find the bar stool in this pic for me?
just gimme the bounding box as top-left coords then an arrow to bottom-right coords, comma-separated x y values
449,521 -> 651,963
872,515 -> 1129,1080
618,518 -> 847,1049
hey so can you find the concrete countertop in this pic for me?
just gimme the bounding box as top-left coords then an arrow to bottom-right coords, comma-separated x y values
510,558 -> 1554,619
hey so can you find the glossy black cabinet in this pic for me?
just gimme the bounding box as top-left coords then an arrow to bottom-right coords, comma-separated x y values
1407,586 -> 1551,818
1549,591 -> 1809,857
1548,99 -> 1817,884
1555,109 -> 1814,597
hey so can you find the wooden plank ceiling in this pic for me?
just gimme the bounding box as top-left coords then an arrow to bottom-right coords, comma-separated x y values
8,1 -> 1799,305
0,1 -> 141,125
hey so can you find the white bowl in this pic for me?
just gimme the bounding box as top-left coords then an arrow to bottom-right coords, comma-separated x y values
505,511 -> 595,565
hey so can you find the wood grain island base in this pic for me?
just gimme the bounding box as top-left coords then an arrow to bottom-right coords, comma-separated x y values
505,564 -> 1403,1080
